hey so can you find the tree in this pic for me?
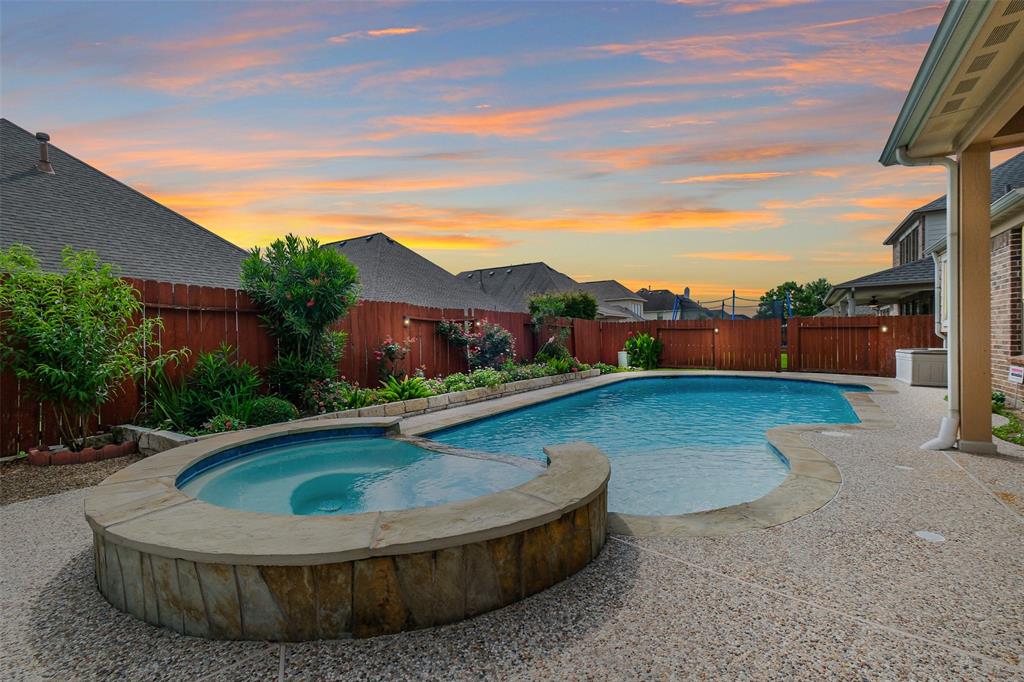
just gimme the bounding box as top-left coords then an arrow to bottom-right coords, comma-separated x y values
0,245 -> 180,450
241,235 -> 360,401
527,291 -> 598,321
756,278 -> 832,318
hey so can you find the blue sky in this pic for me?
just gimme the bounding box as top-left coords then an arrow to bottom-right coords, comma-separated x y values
1,0 -> 965,299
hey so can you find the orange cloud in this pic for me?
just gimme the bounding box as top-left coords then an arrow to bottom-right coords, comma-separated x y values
382,94 -> 679,137
811,251 -> 891,265
356,58 -> 505,91
676,251 -> 792,262
617,279 -> 765,300
329,27 -> 423,44
836,212 -> 891,222
663,172 -> 793,184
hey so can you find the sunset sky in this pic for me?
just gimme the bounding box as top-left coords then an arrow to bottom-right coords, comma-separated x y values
0,0 -> 978,301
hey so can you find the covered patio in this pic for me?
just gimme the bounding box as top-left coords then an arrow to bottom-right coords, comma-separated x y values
880,0 -> 1024,454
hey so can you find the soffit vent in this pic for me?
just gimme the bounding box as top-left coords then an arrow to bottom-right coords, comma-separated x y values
940,98 -> 965,114
983,20 -> 1019,48
952,77 -> 980,95
966,52 -> 997,73
1003,0 -> 1024,17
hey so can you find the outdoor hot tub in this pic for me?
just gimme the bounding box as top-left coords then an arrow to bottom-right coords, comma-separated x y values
84,418 -> 609,640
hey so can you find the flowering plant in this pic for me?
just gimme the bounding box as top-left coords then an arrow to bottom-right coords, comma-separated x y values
375,335 -> 414,379
437,319 -> 514,370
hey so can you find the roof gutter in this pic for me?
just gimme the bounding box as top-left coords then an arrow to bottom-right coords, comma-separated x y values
895,147 -> 960,451
879,1 -> 988,166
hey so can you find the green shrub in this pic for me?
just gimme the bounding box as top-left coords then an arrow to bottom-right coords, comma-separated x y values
200,414 -> 247,434
624,332 -> 661,370
341,385 -> 378,409
303,379 -> 350,414
184,344 -> 261,427
467,321 -> 515,370
0,245 -> 183,450
469,368 -> 504,388
443,373 -> 473,393
266,339 -> 346,404
592,362 -> 626,375
535,339 -> 571,363
993,391 -> 1007,413
528,291 -> 598,321
378,376 -> 433,402
247,396 -> 299,426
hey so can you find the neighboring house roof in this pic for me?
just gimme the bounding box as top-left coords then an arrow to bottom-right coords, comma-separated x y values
578,280 -> 645,303
636,288 -> 706,315
884,150 -> 1024,245
815,305 -> 878,317
596,303 -> 645,322
0,118 -> 248,288
457,262 -> 582,313
323,233 -> 505,311
824,258 -> 935,306
928,188 -> 1024,255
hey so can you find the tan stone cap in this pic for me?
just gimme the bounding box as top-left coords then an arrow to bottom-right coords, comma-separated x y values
85,421 -> 609,566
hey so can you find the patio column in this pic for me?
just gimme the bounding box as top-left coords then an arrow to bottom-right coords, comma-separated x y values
957,142 -> 996,454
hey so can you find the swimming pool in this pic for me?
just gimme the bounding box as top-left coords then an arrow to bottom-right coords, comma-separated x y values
430,376 -> 868,516
178,434 -> 537,515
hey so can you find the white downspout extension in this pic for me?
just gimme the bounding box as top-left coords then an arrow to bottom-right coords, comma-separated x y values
895,147 -> 959,450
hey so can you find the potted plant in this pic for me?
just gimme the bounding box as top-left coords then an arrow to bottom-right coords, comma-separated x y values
0,245 -> 183,456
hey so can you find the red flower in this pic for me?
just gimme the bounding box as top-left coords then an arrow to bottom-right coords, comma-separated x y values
306,299 -> 315,307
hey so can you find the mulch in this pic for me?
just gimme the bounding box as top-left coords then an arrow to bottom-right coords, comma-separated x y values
0,455 -> 146,506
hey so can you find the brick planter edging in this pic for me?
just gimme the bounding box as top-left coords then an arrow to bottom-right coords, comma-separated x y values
28,441 -> 138,467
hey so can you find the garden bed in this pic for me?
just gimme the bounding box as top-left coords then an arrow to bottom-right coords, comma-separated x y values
123,368 -> 603,456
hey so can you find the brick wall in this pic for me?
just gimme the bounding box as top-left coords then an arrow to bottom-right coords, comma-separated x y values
991,227 -> 1023,404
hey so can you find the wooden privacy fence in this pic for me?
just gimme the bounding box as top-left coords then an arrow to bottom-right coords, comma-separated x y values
0,273 -> 942,455
787,315 -> 941,376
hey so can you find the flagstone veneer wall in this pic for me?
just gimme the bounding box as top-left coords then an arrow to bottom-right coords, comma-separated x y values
86,428 -> 609,641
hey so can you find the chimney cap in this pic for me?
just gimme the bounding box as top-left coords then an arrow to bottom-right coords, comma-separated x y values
35,132 -> 50,142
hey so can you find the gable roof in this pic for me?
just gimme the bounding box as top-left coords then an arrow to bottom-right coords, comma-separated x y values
0,118 -> 247,288
884,149 -> 1024,245
323,233 -> 505,311
456,262 -> 582,313
578,280 -> 645,303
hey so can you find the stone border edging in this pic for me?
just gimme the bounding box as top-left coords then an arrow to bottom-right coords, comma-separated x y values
85,422 -> 609,640
400,370 -> 898,538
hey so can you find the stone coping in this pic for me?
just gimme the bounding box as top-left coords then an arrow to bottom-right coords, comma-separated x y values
401,370 -> 898,538
85,419 -> 610,566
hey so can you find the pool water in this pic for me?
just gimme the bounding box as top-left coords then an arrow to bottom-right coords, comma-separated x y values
430,377 -> 867,516
179,437 -> 536,516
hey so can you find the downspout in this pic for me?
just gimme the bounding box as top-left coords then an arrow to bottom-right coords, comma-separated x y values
895,147 -> 959,450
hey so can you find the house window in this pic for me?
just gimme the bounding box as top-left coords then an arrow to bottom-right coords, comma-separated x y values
898,226 -> 921,265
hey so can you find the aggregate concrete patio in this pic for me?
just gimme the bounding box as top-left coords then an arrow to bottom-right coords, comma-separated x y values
2,376 -> 1022,680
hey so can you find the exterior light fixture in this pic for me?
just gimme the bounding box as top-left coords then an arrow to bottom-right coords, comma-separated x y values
403,315 -> 410,327
880,325 -> 889,333
714,327 -> 720,334
475,320 -> 482,327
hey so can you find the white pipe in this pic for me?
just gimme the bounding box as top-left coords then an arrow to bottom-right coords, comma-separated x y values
895,147 -> 959,450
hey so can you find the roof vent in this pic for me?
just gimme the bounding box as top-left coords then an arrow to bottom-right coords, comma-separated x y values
488,271 -> 494,276
35,132 -> 54,174
365,235 -> 374,242
952,77 -> 979,95
505,268 -> 512,274
466,273 -> 474,279
966,52 -> 997,73
940,98 -> 965,114
983,20 -> 1018,48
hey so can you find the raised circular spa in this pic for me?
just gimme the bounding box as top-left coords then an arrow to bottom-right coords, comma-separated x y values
85,419 -> 609,640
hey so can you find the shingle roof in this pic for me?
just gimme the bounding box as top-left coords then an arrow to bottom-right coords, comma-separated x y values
0,118 -> 247,288
635,288 -> 705,313
456,262 -> 583,313
833,258 -> 934,290
884,149 -> 1024,245
578,280 -> 645,303
597,303 -> 645,322
324,233 -> 506,311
